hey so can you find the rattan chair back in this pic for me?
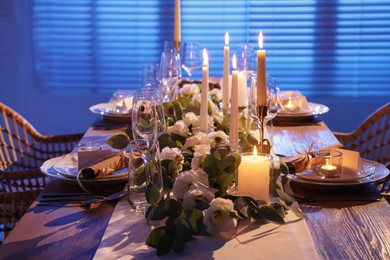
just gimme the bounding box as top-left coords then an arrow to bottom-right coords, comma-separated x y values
333,102 -> 389,166
0,102 -> 82,242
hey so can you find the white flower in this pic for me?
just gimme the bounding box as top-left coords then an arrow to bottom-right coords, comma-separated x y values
209,88 -> 222,102
160,147 -> 182,161
207,130 -> 229,146
182,185 -> 216,210
182,132 -> 209,151
172,169 -> 210,199
183,112 -> 200,128
202,198 -> 239,238
181,83 -> 200,96
167,120 -> 189,137
191,144 -> 211,170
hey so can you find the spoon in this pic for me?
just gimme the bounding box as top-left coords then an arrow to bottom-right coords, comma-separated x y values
38,190 -> 128,207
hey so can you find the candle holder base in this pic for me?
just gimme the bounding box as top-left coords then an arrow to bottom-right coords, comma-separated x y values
174,41 -> 181,52
257,105 -> 270,154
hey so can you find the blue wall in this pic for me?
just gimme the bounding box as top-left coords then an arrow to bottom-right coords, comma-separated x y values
0,1 -> 388,136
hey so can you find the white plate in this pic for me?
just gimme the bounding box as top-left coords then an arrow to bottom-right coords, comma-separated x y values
48,155 -> 128,180
276,102 -> 329,120
295,161 -> 375,183
287,159 -> 389,187
89,103 -> 132,123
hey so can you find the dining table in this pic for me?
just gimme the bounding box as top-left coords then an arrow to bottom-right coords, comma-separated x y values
0,116 -> 389,260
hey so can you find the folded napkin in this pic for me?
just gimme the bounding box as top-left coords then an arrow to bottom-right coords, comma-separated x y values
278,91 -> 310,113
285,143 -> 344,174
80,152 -> 129,179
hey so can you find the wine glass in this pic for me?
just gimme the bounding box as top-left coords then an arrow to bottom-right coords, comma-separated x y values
236,43 -> 255,80
138,87 -> 166,137
181,42 -> 201,80
160,51 -> 182,102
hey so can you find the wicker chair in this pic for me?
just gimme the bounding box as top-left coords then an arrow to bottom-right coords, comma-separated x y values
0,102 -> 83,242
333,102 -> 390,192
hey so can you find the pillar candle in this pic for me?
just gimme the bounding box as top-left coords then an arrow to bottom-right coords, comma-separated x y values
223,32 -> 230,112
200,48 -> 209,132
174,0 -> 181,51
229,54 -> 239,150
237,73 -> 247,107
257,31 -> 267,106
238,148 -> 270,201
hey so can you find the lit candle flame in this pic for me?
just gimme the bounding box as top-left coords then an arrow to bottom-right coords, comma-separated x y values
225,32 -> 229,46
258,31 -> 264,49
232,54 -> 237,70
203,48 -> 208,66
253,145 -> 258,159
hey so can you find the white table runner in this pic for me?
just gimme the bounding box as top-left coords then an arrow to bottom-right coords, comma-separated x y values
94,199 -> 320,259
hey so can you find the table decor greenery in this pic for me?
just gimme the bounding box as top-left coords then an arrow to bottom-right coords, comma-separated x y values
106,83 -> 307,256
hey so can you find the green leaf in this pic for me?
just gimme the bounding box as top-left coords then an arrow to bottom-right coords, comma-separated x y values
183,209 -> 204,234
123,127 -> 133,141
174,217 -> 193,241
270,202 -> 286,218
146,205 -> 166,221
177,96 -> 190,108
234,197 -> 250,218
173,234 -> 188,255
146,183 -> 160,205
290,205 -> 308,220
276,189 -> 293,207
201,154 -> 219,178
172,100 -> 183,120
106,134 -> 130,149
163,102 -> 175,117
259,205 -> 285,224
212,145 -> 230,160
134,166 -> 146,186
146,226 -> 171,248
158,133 -> 176,149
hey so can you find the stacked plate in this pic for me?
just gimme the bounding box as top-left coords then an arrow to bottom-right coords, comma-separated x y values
287,159 -> 389,188
276,102 -> 329,121
40,154 -> 128,185
89,103 -> 132,123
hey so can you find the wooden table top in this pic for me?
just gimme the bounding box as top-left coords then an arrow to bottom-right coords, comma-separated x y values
0,119 -> 389,259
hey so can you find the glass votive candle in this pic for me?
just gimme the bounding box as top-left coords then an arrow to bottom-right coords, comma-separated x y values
279,92 -> 301,112
316,149 -> 343,178
77,142 -> 102,151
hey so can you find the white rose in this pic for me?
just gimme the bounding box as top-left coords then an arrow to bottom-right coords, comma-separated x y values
181,83 -> 200,96
191,144 -> 211,170
160,147 -> 182,161
209,88 -> 222,102
172,169 -> 210,199
167,120 -> 189,137
183,112 -> 200,128
172,171 -> 196,199
182,185 -> 216,210
207,130 -> 229,146
202,198 -> 239,238
182,132 -> 209,151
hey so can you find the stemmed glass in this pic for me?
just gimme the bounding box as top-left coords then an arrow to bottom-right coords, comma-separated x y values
138,87 -> 166,137
181,42 -> 201,80
132,91 -> 158,186
160,51 -> 182,102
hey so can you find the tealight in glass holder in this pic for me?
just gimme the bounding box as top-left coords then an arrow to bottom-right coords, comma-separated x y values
316,150 -> 343,178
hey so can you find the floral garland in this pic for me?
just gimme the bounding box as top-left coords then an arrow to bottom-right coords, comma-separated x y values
107,83 -> 307,256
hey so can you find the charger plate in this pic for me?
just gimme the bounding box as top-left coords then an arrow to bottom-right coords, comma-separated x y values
287,159 -> 389,187
41,156 -> 128,183
276,102 -> 329,121
89,103 -> 132,123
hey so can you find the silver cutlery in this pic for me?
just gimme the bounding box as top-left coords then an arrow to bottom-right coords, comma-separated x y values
38,190 -> 128,207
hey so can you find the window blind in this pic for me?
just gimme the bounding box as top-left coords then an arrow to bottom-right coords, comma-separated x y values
32,0 -> 390,100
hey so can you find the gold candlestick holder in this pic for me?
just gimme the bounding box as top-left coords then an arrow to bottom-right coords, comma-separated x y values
174,41 -> 181,52
256,105 -> 271,154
